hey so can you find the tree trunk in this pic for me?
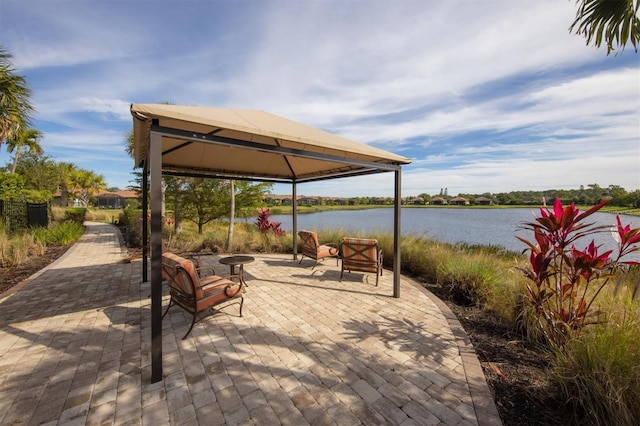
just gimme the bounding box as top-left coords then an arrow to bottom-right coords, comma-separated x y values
10,147 -> 20,173
174,194 -> 183,234
227,180 -> 235,251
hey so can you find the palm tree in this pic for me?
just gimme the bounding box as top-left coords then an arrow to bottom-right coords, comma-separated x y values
0,48 -> 34,146
571,0 -> 640,54
72,169 -> 106,207
57,162 -> 78,206
6,127 -> 43,173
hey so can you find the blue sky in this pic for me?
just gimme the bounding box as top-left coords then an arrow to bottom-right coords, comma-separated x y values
1,0 -> 638,197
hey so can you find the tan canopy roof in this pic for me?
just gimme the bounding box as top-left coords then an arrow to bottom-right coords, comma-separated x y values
131,103 -> 411,182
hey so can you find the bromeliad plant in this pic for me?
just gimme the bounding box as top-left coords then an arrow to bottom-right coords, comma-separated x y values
517,199 -> 640,348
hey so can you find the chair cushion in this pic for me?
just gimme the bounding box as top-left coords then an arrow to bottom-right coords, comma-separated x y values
317,244 -> 338,258
196,279 -> 242,311
299,230 -> 338,260
162,252 -> 199,296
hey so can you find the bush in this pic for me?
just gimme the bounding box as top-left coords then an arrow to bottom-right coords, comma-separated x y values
51,206 -> 67,223
64,208 -> 86,224
119,207 -> 144,246
517,199 -> 640,348
33,221 -> 85,246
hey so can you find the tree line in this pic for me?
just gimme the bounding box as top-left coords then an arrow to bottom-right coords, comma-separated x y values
409,184 -> 640,208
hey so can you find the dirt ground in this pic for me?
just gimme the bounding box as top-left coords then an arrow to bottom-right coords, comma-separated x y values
0,246 -> 571,425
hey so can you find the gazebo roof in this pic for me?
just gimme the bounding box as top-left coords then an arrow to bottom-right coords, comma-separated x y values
131,104 -> 411,182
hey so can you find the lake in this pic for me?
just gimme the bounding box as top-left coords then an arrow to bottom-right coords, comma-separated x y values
266,207 -> 640,259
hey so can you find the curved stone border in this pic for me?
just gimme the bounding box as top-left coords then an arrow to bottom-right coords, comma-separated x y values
405,276 -> 503,425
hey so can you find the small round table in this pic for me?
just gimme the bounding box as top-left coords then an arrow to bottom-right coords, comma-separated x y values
219,255 -> 255,287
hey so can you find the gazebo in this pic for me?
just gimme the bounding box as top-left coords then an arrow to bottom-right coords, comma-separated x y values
130,104 -> 412,382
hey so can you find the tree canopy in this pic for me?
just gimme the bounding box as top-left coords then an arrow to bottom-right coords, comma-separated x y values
0,47 -> 34,148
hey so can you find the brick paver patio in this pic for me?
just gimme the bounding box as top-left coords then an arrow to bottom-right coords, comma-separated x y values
0,221 -> 501,425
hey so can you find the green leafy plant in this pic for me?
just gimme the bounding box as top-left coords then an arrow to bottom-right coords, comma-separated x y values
517,199 -> 640,347
33,220 -> 84,245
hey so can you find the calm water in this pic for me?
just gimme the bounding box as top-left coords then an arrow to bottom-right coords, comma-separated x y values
267,208 -> 640,259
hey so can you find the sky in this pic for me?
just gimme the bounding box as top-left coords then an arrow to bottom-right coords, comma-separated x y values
1,0 -> 638,198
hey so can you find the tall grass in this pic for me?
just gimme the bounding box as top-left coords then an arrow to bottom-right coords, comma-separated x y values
165,222 -> 295,255
85,208 -> 120,223
0,232 -> 46,267
550,295 -> 640,425
0,212 -> 85,268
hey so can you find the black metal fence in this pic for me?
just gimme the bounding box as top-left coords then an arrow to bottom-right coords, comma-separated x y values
0,200 -> 49,233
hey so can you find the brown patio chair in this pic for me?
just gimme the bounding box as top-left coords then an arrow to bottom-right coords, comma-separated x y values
297,230 -> 339,270
161,252 -> 244,339
339,237 -> 383,286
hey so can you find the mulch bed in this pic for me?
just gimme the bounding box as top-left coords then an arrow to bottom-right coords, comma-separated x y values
421,281 -> 569,425
0,246 -> 70,296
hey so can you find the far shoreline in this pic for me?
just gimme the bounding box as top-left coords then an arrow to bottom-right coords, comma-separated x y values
267,204 -> 640,217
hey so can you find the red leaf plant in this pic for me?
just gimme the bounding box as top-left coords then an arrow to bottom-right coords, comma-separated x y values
517,199 -> 640,348
255,208 -> 284,236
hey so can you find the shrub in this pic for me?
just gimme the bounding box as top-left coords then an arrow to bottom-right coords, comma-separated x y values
51,206 -> 67,223
517,199 -> 640,348
33,221 -> 85,246
64,208 -> 86,224
119,207 -> 144,246
255,208 -> 284,235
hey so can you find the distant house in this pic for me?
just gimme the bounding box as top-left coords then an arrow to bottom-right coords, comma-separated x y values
429,197 -> 447,205
263,194 -> 292,206
95,190 -> 139,209
476,196 -> 493,206
326,197 -> 348,206
449,196 -> 469,206
298,196 -> 319,206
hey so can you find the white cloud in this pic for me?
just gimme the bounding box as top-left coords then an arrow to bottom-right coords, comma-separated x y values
2,1 -> 153,69
42,130 -> 129,159
1,0 -> 637,195
402,153 -> 640,196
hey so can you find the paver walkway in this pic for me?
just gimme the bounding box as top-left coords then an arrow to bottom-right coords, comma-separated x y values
0,221 -> 501,425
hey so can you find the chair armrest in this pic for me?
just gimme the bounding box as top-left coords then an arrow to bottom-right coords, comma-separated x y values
195,266 -> 216,277
200,276 -> 243,297
322,242 -> 339,256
